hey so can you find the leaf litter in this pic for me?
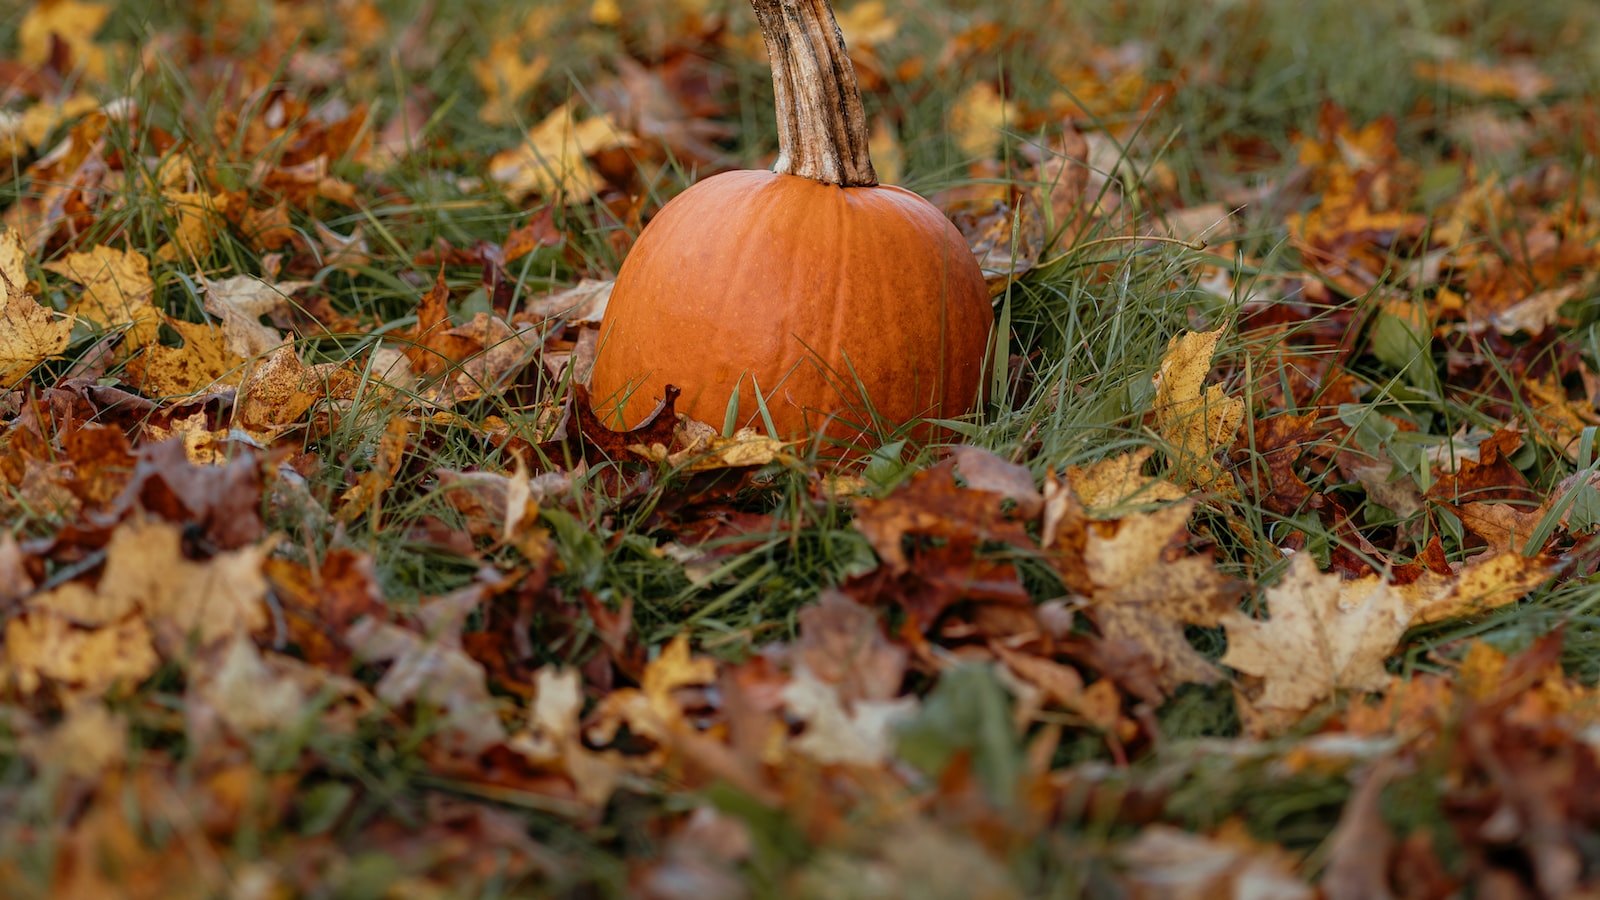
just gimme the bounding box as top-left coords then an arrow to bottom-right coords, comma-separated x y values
3,0 -> 1600,896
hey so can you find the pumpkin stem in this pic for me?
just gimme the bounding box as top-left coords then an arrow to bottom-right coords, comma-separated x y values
750,0 -> 879,187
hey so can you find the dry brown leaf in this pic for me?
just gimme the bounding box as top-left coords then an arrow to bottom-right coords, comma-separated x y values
347,586 -> 507,754
235,345 -> 355,437
1152,328 -> 1244,491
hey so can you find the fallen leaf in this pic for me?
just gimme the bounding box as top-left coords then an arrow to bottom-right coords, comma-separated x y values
1221,553 -> 1411,735
488,101 -> 636,201
1117,823 -> 1314,899
1065,447 -> 1187,511
1152,328 -> 1244,491
471,36 -> 550,126
0,226 -> 73,388
43,243 -> 161,349
347,585 -> 508,754
781,664 -> 917,766
202,274 -> 313,358
1081,501 -> 1243,693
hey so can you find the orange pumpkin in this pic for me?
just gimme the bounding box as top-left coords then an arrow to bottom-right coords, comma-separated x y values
588,0 -> 992,450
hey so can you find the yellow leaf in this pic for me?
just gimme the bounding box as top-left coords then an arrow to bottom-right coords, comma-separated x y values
17,93 -> 102,149
835,0 -> 898,48
1402,549 -> 1557,625
0,226 -> 73,388
590,0 -> 622,26
948,82 -> 1013,162
123,318 -> 244,397
1065,447 -> 1188,511
3,612 -> 158,698
1083,501 -> 1242,693
155,190 -> 230,263
471,36 -> 550,126
19,0 -> 112,81
1152,327 -> 1244,490
44,244 -> 161,349
488,101 -> 636,202
31,518 -> 272,653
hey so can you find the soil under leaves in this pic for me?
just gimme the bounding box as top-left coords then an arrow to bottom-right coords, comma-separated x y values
4,0 -> 1600,896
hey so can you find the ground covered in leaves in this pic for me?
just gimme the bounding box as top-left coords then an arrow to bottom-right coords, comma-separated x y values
4,0 -> 1600,896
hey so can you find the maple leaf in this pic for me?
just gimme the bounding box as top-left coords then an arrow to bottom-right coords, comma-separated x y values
1064,446 -> 1187,511
1117,823 -> 1313,899
1080,501 -> 1243,694
632,418 -> 792,470
1152,327 -> 1244,491
201,275 -> 313,358
43,243 -> 162,350
947,82 -> 1014,163
471,35 -> 550,126
781,664 -> 918,766
28,517 -> 273,654
795,590 -> 907,705
19,0 -> 113,81
1402,548 -> 1558,626
852,457 -> 1034,574
1221,553 -> 1411,735
235,345 -> 356,438
3,612 -> 158,698
506,667 -> 625,806
19,700 -> 128,780
1413,58 -> 1554,103
0,226 -> 73,388
488,101 -> 637,201
194,635 -> 311,737
121,318 -> 244,397
347,584 -> 508,755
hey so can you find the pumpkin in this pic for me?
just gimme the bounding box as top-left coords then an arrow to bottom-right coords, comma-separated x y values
588,0 -> 992,450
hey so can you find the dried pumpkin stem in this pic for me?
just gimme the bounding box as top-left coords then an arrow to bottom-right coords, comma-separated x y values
750,0 -> 878,187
